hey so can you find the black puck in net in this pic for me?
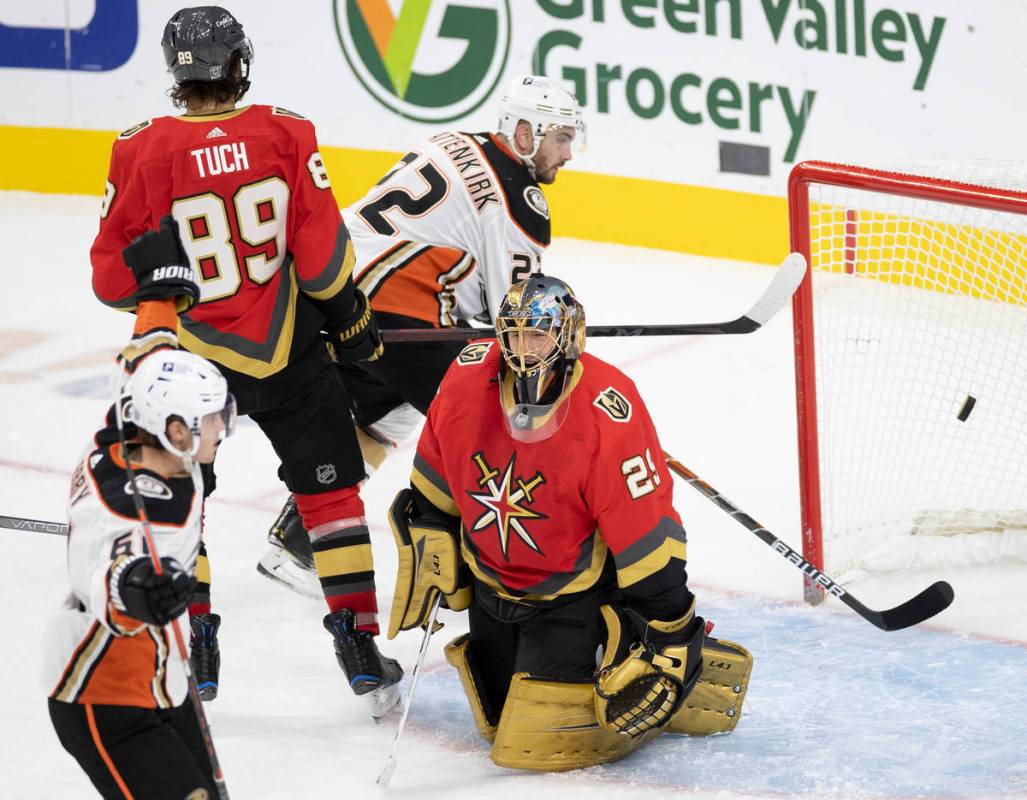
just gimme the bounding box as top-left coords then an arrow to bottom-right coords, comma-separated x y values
957,395 -> 976,422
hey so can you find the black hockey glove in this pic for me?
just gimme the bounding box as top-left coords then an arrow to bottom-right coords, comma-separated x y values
122,215 -> 200,310
324,289 -> 384,364
113,555 -> 196,626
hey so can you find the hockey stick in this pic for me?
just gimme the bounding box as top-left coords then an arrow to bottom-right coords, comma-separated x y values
112,393 -> 231,799
380,252 -> 808,343
661,452 -> 955,631
0,515 -> 68,536
377,595 -> 443,789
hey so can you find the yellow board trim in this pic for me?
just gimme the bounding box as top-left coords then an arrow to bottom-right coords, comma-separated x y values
0,124 -> 789,264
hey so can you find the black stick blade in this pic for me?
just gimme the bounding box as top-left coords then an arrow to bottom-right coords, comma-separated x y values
869,581 -> 955,631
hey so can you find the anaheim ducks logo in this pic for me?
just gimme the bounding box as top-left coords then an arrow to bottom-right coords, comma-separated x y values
594,386 -> 632,422
467,451 -> 547,559
524,186 -> 549,219
457,341 -> 493,365
125,475 -> 173,501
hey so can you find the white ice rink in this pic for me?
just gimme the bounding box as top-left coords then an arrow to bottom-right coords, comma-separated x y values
1,192 -> 1025,799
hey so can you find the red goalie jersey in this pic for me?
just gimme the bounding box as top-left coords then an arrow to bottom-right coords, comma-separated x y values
90,105 -> 353,380
412,342 -> 692,618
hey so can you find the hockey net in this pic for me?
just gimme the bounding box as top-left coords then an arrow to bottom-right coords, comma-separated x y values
789,161 -> 1027,596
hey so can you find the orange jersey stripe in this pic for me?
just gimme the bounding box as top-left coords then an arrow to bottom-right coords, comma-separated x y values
86,703 -> 135,800
77,632 -> 165,708
358,244 -> 475,325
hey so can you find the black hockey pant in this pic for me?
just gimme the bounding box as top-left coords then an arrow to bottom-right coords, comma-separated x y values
48,698 -> 215,799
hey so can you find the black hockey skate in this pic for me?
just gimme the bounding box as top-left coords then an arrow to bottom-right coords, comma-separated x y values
323,609 -> 403,721
189,613 -> 221,702
256,495 -> 321,599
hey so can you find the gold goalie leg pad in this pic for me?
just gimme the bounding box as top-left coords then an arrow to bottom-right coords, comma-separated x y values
490,673 -> 659,772
444,634 -> 498,743
668,637 -> 753,736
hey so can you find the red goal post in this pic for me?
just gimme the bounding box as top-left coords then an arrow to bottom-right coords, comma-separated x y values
788,161 -> 1027,603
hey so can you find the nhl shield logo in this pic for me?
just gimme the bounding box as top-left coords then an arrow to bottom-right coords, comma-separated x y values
593,387 -> 632,422
457,341 -> 493,365
316,464 -> 337,485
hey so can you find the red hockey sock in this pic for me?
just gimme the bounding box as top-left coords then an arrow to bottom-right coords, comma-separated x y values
295,486 -> 380,635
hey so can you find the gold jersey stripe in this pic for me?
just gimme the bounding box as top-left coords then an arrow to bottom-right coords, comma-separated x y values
615,536 -> 687,589
411,468 -> 460,517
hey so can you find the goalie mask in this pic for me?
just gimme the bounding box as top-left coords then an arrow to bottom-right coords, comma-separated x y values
125,350 -> 236,472
162,6 -> 253,85
496,275 -> 585,443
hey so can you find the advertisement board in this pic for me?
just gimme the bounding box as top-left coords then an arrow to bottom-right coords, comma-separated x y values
2,1 -> 1025,261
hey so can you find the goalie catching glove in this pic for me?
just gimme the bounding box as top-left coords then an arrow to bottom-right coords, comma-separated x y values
122,215 -> 199,312
324,288 -> 383,364
594,602 -> 705,737
386,488 -> 471,639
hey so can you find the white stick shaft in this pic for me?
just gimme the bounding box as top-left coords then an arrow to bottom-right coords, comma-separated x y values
377,596 -> 443,788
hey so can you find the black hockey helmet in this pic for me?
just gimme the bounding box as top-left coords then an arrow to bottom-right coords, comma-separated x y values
161,6 -> 253,84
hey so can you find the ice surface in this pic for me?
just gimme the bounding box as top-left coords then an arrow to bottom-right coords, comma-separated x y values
1,193 -> 1024,799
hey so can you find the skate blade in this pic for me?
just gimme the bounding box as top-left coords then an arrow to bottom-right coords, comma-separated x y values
256,550 -> 322,600
365,683 -> 401,723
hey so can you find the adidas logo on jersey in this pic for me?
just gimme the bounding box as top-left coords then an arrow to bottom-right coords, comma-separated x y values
206,126 -> 227,139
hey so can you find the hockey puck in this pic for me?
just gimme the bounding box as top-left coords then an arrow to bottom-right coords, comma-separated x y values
957,395 -> 976,422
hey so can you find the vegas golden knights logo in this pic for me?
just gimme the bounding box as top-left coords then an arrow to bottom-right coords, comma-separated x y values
467,451 -> 547,559
593,386 -> 632,422
457,341 -> 493,365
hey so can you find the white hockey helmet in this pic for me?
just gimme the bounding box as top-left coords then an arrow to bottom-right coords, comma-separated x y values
497,74 -> 586,160
125,350 -> 236,468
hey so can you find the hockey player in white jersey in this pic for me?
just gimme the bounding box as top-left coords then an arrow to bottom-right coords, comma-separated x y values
257,74 -> 586,595
43,351 -> 235,799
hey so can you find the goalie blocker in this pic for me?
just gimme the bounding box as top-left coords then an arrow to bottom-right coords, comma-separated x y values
387,275 -> 754,772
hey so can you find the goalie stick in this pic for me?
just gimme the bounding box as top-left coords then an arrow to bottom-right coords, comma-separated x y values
661,452 -> 954,631
380,252 -> 807,343
377,595 -> 443,789
0,515 -> 68,536
111,391 -> 231,799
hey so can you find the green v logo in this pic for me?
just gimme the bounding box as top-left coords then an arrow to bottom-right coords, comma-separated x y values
334,0 -> 511,123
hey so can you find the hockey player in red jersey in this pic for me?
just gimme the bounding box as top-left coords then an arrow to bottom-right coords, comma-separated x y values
257,75 -> 587,597
89,6 -> 400,716
44,351 -> 233,798
386,275 -> 754,769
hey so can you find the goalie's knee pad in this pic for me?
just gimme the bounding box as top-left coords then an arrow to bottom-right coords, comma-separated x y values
386,489 -> 470,639
668,637 -> 753,736
490,673 -> 656,772
443,634 -> 498,743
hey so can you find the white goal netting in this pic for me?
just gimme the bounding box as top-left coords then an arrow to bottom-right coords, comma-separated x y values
796,162 -> 1027,580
